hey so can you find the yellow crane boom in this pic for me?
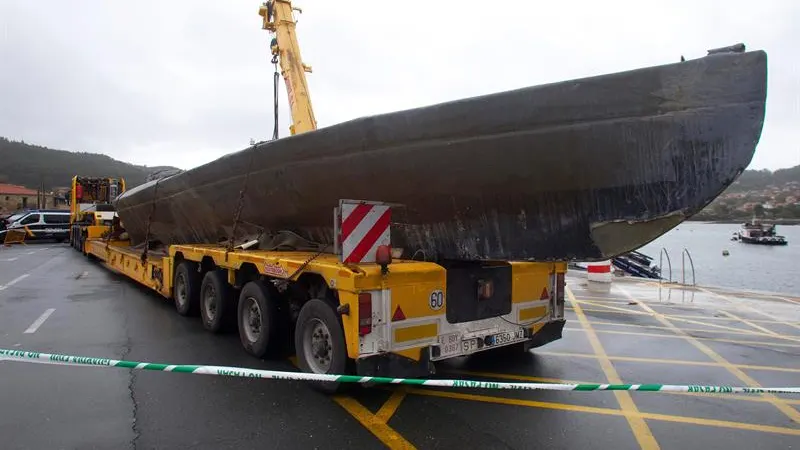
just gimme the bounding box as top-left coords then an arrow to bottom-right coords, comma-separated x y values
259,0 -> 317,135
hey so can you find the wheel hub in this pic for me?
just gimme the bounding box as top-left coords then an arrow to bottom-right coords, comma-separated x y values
204,285 -> 217,320
243,297 -> 262,343
176,276 -> 186,305
304,320 -> 332,372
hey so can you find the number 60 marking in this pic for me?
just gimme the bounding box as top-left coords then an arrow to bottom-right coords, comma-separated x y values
429,290 -> 444,311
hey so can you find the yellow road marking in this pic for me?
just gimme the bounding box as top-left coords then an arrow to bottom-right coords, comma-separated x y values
403,388 -> 800,437
718,310 -> 800,343
721,290 -> 800,306
333,396 -> 416,449
375,388 -> 408,423
666,313 -> 800,325
568,287 -> 660,449
535,350 -> 800,374
588,319 -> 792,339
446,369 -> 574,385
285,356 -> 412,447
617,285 -> 800,425
566,306 -> 651,316
577,298 -> 795,338
444,369 -> 800,406
775,296 -> 800,306
696,286 -> 800,332
574,299 -> 652,315
655,314 -> 765,336
567,306 -> 800,326
563,326 -> 800,349
569,296 -> 642,304
576,299 -> 785,337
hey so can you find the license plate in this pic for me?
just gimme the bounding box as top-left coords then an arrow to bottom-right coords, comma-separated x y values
437,328 -> 526,359
492,329 -> 525,346
437,332 -> 462,358
462,338 -> 479,353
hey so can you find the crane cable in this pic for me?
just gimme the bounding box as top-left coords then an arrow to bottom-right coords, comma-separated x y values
225,43 -> 281,256
272,53 -> 280,141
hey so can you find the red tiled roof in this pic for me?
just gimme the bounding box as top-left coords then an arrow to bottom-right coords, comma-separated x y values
0,184 -> 38,195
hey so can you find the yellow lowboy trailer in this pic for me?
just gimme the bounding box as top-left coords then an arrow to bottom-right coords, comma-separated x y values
77,4 -> 567,392
83,199 -> 567,392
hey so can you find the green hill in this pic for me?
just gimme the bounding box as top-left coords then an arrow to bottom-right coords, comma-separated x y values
694,163 -> 800,221
0,137 -> 179,190
726,165 -> 800,192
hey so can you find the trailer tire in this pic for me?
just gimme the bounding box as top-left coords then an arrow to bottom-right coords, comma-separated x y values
174,261 -> 200,316
295,299 -> 348,394
237,281 -> 279,358
200,270 -> 231,333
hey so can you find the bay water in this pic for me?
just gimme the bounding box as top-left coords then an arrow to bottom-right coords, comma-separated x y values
637,222 -> 799,296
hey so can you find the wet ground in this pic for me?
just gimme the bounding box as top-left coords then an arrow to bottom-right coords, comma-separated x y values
1,242 -> 798,449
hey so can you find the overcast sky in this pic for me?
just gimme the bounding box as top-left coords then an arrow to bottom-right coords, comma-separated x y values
1,0 -> 798,171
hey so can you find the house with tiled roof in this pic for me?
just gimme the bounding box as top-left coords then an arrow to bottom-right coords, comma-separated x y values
0,183 -> 38,213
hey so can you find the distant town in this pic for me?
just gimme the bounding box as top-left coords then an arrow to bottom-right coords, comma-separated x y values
692,179 -> 800,223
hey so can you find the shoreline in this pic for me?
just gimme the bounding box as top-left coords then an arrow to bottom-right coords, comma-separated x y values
687,218 -> 800,225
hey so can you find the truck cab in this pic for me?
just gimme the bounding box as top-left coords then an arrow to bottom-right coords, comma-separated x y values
69,176 -> 125,252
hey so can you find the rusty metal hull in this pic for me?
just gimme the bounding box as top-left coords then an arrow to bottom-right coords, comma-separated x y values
115,49 -> 767,262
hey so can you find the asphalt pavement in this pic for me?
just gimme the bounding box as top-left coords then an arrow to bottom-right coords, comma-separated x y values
1,241 -> 798,450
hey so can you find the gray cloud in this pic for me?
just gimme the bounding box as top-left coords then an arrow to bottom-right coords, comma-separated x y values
1,0 -> 798,170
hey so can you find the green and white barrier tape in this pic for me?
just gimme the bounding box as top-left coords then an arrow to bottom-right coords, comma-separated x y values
2,348 -> 799,394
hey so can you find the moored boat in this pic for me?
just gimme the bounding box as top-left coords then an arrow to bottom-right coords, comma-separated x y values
734,220 -> 788,246
114,45 -> 768,262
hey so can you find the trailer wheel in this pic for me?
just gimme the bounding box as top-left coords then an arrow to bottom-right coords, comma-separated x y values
237,281 -> 279,357
295,299 -> 348,394
173,261 -> 200,316
200,270 -> 231,333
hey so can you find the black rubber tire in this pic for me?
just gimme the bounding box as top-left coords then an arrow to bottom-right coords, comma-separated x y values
200,270 -> 231,333
173,261 -> 200,316
237,281 -> 280,358
295,299 -> 348,394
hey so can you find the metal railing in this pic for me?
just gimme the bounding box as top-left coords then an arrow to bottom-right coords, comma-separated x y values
659,247 -> 673,283
681,248 -> 696,286
658,247 -> 673,303
657,247 -> 697,304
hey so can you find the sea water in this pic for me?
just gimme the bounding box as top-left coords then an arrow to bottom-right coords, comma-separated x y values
637,222 -> 800,296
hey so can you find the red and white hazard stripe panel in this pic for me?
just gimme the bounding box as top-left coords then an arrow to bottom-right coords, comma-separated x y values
340,202 -> 391,264
587,260 -> 612,283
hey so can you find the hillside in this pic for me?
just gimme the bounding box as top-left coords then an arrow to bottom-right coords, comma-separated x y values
725,165 -> 800,192
693,164 -> 800,221
0,137 -> 179,190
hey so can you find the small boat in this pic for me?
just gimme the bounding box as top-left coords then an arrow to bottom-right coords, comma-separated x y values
114,44 -> 767,262
612,251 -> 662,279
733,219 -> 788,246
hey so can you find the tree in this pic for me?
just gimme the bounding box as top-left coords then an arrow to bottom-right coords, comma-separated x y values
753,204 -> 765,218
714,203 -> 732,217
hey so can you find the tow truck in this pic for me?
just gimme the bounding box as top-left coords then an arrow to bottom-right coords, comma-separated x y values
74,1 -> 567,392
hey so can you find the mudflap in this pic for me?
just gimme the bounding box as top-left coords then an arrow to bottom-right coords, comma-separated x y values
528,319 -> 566,349
356,350 -> 435,378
